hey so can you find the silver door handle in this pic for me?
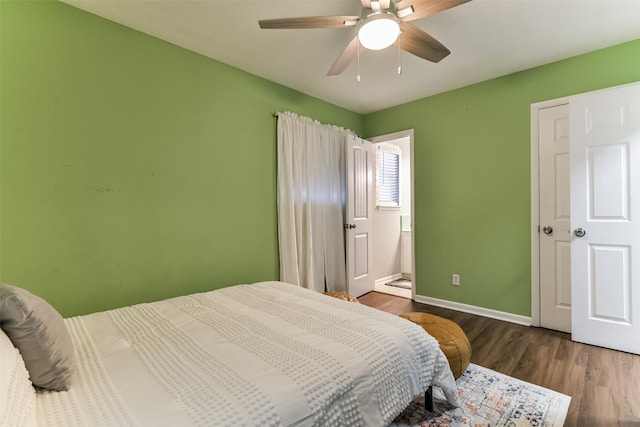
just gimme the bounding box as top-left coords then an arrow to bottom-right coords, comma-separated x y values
542,226 -> 553,235
574,228 -> 586,238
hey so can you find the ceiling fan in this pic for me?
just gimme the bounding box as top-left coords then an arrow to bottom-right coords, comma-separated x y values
259,0 -> 472,76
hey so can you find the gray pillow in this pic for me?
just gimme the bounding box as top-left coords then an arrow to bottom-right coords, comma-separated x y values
0,283 -> 74,391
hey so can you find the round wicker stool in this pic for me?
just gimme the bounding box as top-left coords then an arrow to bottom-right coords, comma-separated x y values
399,312 -> 471,378
323,292 -> 359,303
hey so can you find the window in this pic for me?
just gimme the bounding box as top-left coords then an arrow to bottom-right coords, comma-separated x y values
376,143 -> 401,208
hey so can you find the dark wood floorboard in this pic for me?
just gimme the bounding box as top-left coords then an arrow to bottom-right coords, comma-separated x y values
358,291 -> 640,427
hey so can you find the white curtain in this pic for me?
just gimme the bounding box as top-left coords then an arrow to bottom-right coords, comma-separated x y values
277,112 -> 350,293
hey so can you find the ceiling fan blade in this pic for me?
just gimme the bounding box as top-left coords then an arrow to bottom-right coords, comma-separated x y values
398,22 -> 450,63
259,16 -> 360,29
395,0 -> 472,22
327,36 -> 360,76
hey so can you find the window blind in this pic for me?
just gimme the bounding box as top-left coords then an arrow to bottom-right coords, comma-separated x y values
377,148 -> 400,205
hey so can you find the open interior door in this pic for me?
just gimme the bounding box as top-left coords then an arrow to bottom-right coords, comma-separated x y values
570,82 -> 640,355
345,135 -> 375,297
539,103 -> 572,333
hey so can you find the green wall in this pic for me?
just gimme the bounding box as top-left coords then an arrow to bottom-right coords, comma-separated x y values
0,0 -> 362,317
2,1 -> 638,319
364,39 -> 640,316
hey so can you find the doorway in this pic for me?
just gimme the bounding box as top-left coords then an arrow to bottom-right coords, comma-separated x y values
369,130 -> 414,299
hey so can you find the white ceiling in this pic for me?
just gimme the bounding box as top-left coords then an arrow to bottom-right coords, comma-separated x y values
60,0 -> 640,114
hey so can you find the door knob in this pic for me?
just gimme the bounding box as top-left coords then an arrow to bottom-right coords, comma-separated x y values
343,224 -> 357,229
574,228 -> 586,238
542,226 -> 553,235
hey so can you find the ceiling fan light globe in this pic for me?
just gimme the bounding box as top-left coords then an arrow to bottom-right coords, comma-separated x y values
358,15 -> 400,50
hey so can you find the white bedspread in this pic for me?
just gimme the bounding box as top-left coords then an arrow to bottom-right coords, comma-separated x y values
36,281 -> 459,426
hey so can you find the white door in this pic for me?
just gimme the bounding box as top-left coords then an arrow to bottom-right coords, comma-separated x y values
539,104 -> 572,333
570,82 -> 640,355
345,135 -> 375,297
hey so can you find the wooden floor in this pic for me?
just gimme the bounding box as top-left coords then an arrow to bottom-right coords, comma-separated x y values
358,291 -> 640,427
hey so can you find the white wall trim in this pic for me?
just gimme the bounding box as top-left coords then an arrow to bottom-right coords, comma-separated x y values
530,96 -> 571,328
414,294 -> 532,326
374,273 -> 404,286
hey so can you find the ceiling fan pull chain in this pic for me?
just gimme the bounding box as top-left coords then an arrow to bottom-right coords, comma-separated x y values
357,40 -> 361,83
397,35 -> 402,75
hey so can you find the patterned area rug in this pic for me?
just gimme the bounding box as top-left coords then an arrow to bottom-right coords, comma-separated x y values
390,364 -> 571,427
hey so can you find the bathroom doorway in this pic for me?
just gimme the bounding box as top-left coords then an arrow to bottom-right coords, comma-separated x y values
369,130 -> 414,299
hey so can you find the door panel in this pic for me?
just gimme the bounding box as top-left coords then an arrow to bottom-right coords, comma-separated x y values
354,234 -> 369,279
554,241 -> 572,309
346,135 -> 374,297
570,82 -> 640,355
539,104 -> 572,332
589,245 -> 630,322
588,143 -> 629,219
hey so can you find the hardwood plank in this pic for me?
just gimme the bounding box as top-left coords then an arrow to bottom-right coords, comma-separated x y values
358,291 -> 640,427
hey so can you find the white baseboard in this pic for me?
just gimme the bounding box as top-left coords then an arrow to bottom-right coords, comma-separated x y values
413,294 -> 532,326
374,273 -> 404,287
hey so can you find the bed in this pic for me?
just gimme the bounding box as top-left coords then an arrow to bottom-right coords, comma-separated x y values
1,281 -> 460,426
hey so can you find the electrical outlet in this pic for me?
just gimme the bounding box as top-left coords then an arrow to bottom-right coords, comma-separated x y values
452,274 -> 460,286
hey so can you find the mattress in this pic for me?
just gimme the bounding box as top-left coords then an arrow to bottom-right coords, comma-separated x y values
35,281 -> 459,426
